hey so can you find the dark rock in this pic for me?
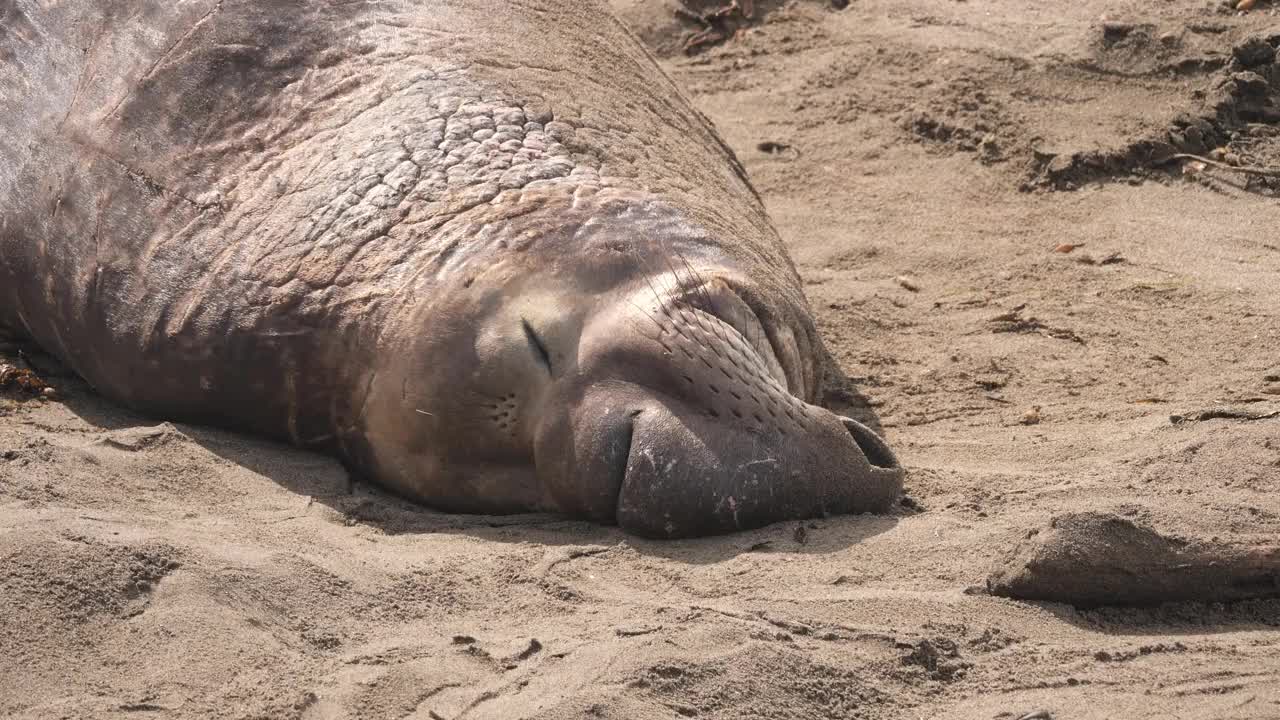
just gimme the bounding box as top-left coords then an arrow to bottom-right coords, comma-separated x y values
1182,124 -> 1205,151
1102,22 -> 1135,44
1233,37 -> 1276,69
1233,71 -> 1271,95
900,638 -> 970,681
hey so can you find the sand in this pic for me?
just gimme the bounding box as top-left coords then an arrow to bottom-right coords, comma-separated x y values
3,0 -> 1280,718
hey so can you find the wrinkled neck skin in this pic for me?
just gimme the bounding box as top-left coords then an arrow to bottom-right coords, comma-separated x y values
356,189 -> 903,538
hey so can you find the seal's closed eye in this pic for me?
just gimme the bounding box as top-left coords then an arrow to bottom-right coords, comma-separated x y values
521,318 -> 553,376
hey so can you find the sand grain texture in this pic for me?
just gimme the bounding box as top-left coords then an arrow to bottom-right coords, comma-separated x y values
4,0 -> 1280,717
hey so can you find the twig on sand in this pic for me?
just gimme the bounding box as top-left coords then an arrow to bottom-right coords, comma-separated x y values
1170,407 -> 1280,424
1160,153 -> 1280,178
532,545 -> 613,578
679,0 -> 752,54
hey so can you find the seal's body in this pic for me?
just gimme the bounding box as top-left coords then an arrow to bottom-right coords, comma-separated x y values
0,0 -> 902,537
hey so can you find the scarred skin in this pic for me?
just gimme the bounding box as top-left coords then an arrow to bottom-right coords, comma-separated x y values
0,0 -> 903,537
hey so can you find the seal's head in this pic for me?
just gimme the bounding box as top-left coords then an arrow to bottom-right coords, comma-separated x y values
358,193 -> 903,538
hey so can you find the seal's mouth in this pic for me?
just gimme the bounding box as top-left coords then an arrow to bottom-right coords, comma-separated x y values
609,398 -> 903,538
608,409 -> 639,516
606,413 -> 900,509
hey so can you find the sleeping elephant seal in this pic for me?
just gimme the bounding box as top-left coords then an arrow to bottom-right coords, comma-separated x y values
0,0 -> 903,537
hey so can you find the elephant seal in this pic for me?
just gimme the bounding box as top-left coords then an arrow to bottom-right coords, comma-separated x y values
0,0 -> 902,537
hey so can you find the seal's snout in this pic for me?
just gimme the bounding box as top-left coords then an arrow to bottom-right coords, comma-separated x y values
609,400 -> 903,539
534,272 -> 903,538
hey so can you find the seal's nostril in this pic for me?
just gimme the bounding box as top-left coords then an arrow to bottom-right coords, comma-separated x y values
840,417 -> 899,469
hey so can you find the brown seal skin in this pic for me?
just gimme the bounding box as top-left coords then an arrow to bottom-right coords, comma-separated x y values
0,0 -> 903,538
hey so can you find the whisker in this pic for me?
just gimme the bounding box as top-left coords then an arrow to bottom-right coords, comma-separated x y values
626,296 -> 666,334
634,246 -> 677,319
676,252 -> 732,348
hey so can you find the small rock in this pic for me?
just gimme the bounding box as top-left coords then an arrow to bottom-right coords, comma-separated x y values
514,638 -> 542,660
1020,406 -> 1042,425
1101,21 -> 1134,44
1046,154 -> 1075,176
1236,0 -> 1257,11
757,140 -> 792,154
900,638 -> 970,681
1233,36 -> 1275,67
193,190 -> 225,210
894,275 -> 921,292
